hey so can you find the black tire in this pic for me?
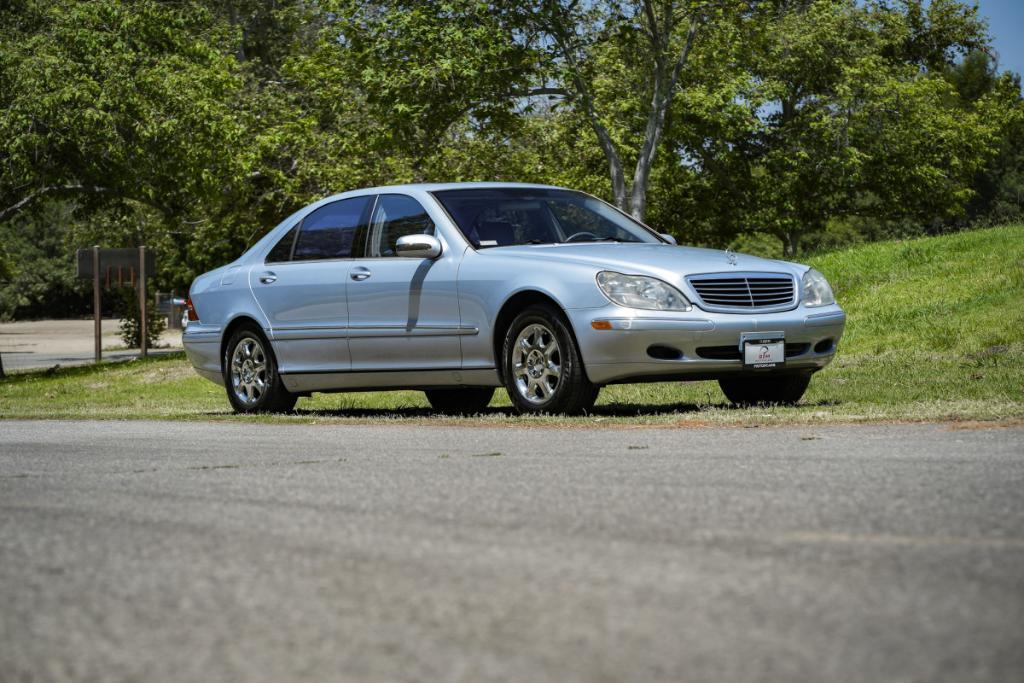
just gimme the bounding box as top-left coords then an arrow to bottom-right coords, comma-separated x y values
501,304 -> 599,414
718,373 -> 812,407
223,324 -> 297,413
424,387 -> 495,414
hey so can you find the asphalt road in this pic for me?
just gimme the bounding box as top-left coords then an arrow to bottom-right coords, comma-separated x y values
1,420 -> 1022,682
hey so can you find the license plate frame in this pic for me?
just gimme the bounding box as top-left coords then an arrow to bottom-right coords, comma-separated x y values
739,331 -> 786,370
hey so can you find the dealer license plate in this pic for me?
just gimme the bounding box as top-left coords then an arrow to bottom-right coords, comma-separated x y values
740,332 -> 785,369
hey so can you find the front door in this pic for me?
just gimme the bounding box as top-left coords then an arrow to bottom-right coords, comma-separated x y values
346,194 -> 465,371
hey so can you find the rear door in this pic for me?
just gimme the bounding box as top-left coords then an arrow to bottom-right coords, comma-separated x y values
346,194 -> 464,371
249,195 -> 372,373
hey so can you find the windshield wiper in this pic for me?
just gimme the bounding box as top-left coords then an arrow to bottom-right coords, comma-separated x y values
560,236 -> 625,244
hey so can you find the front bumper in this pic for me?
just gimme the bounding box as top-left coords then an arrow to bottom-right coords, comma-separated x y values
567,304 -> 846,385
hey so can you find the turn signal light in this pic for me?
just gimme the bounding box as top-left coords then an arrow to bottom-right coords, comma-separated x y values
591,320 -> 613,330
185,297 -> 199,322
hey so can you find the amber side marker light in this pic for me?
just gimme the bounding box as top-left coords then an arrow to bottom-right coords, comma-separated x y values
591,320 -> 613,330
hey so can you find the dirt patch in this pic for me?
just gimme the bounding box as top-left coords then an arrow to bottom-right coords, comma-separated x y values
944,418 -> 1024,431
139,363 -> 197,383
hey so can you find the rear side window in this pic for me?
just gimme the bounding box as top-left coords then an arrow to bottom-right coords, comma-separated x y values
265,226 -> 297,263
367,194 -> 435,257
292,196 -> 372,261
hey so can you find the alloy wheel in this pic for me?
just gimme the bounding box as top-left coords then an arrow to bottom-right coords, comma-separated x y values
511,323 -> 562,404
230,336 -> 268,406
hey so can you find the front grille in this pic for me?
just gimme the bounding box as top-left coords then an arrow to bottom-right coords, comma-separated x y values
695,343 -> 809,361
687,273 -> 796,311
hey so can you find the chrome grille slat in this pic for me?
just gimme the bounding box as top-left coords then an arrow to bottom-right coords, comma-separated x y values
686,272 -> 796,312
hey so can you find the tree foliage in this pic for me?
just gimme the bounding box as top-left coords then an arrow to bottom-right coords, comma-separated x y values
0,0 -> 1021,319
731,0 -> 1003,253
0,0 -> 246,222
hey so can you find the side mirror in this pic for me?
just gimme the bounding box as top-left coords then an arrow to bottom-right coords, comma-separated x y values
396,234 -> 442,259
659,233 -> 677,245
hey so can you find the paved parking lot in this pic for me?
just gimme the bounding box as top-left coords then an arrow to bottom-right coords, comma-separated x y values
0,319 -> 182,371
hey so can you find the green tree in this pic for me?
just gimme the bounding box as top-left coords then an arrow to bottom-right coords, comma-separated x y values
329,1 -> 725,221
0,0 -> 247,223
946,51 -> 1024,225
322,0 -> 537,178
1,0 -> 1021,310
0,202 -> 87,320
518,0 -> 713,220
669,0 -> 1004,254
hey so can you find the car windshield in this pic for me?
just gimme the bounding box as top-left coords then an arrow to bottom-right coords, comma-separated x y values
431,188 -> 664,248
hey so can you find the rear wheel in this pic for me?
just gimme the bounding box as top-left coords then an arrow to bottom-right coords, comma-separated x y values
223,325 -> 297,413
718,373 -> 812,407
424,388 -> 495,414
502,304 -> 599,414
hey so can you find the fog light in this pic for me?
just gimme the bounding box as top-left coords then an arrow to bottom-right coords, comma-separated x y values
647,345 -> 682,360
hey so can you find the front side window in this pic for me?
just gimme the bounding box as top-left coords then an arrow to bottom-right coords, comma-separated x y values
292,196 -> 372,261
367,194 -> 435,257
431,188 -> 663,248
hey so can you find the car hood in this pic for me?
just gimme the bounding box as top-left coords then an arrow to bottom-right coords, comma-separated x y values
481,243 -> 806,281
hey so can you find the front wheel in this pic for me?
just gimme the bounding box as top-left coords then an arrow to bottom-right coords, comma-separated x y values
502,305 -> 599,414
718,373 -> 812,407
223,326 -> 297,413
424,388 -> 495,414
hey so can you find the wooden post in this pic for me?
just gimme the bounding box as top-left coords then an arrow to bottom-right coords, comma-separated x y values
93,245 -> 101,364
139,245 -> 147,358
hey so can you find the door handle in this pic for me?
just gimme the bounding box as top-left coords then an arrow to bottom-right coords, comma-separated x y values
259,273 -> 277,284
350,267 -> 372,281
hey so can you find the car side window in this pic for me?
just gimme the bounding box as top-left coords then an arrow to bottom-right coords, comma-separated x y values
292,196 -> 372,261
367,194 -> 434,257
265,225 -> 298,263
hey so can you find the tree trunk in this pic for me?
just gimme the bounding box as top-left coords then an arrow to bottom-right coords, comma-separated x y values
586,111 -> 629,209
543,2 -> 629,210
781,230 -> 799,257
629,80 -> 664,221
228,2 -> 247,62
628,18 -> 700,222
608,152 -> 629,211
545,3 -> 699,221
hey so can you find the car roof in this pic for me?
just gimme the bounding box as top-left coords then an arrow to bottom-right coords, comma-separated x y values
350,181 -> 570,194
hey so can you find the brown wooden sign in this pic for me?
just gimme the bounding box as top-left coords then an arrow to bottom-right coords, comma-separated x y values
75,246 -> 153,362
76,248 -> 155,282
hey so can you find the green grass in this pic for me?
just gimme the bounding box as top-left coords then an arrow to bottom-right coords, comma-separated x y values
2,224 -> 1022,426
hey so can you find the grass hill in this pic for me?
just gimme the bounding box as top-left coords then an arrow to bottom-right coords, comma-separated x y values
1,224 -> 1022,425
812,224 -> 1024,357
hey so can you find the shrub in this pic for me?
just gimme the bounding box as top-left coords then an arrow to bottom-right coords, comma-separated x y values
112,286 -> 166,349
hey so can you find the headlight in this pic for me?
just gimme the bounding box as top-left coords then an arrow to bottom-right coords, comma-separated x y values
596,271 -> 692,311
801,268 -> 835,307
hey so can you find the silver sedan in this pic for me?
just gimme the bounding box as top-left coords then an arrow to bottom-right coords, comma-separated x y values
183,183 -> 845,414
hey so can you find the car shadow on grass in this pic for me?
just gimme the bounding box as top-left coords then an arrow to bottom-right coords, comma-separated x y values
304,404 -> 709,418
262,398 -> 841,420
